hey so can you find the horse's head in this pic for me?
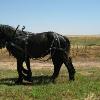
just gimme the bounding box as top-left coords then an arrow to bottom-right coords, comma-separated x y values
0,24 -> 16,48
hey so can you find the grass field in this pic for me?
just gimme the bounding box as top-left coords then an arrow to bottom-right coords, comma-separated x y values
0,36 -> 100,100
69,36 -> 100,46
0,66 -> 100,100
69,36 -> 100,61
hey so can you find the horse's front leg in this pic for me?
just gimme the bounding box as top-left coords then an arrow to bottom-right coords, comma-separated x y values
25,58 -> 32,82
21,58 -> 32,82
15,59 -> 24,84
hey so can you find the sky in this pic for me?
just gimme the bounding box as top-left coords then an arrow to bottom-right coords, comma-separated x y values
0,0 -> 100,35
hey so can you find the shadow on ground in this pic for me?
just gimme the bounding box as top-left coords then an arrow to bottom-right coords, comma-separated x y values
0,76 -> 53,86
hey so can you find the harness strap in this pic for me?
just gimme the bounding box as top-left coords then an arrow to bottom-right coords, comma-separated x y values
54,33 -> 61,48
14,25 -> 20,34
11,25 -> 30,60
49,33 -> 61,57
10,30 -> 66,62
22,26 -> 25,32
24,34 -> 29,61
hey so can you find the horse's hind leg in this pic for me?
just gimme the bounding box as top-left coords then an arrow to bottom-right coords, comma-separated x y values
63,55 -> 75,81
51,53 -> 63,81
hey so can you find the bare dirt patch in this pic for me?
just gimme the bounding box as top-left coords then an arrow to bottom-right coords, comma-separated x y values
0,61 -> 53,70
0,61 -> 100,70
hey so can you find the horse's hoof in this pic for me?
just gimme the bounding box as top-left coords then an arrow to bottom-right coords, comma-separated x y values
27,78 -> 32,82
15,80 -> 23,84
24,76 -> 32,82
69,73 -> 75,81
69,78 -> 75,81
50,77 -> 56,83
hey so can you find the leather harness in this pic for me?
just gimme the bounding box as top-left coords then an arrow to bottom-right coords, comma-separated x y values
10,25 -> 66,61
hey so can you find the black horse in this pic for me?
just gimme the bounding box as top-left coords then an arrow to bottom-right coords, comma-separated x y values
0,24 -> 75,84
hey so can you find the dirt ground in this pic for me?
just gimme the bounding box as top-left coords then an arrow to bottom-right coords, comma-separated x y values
0,50 -> 99,70
0,60 -> 100,70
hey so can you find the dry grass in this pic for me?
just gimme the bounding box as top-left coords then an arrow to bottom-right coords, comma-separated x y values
69,36 -> 100,62
0,36 -> 99,62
